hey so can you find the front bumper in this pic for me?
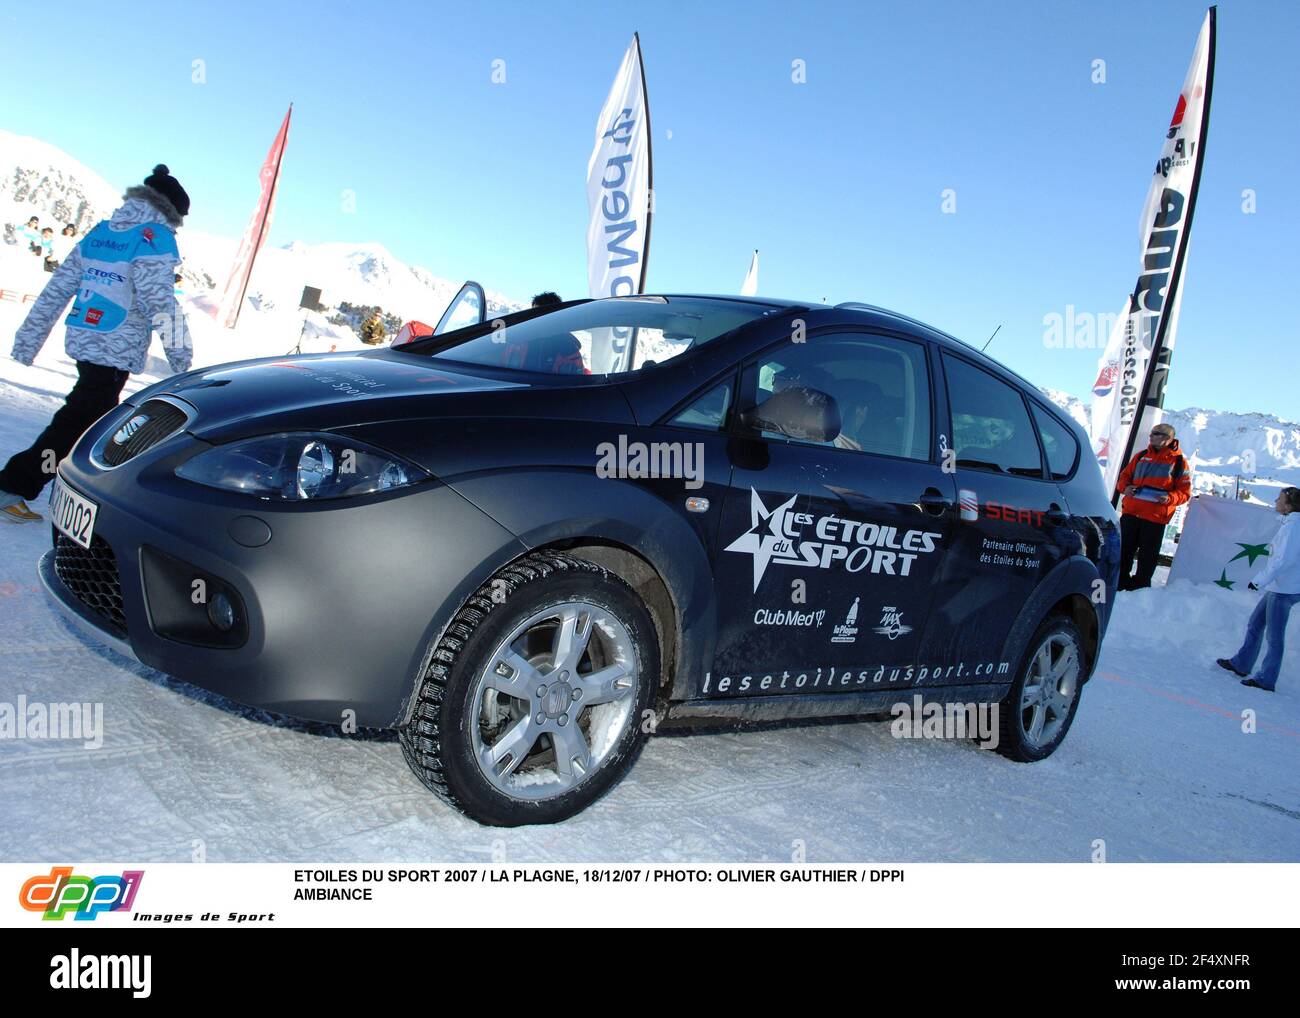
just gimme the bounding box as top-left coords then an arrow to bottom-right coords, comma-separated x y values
45,414 -> 527,728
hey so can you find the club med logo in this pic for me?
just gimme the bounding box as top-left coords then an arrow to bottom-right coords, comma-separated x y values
20,866 -> 144,921
831,597 -> 860,644
874,605 -> 913,641
113,414 -> 149,446
725,487 -> 941,591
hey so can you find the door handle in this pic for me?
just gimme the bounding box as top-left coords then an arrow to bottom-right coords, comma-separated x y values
917,488 -> 951,517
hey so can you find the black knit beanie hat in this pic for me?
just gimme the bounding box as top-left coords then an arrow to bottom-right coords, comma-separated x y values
143,164 -> 190,217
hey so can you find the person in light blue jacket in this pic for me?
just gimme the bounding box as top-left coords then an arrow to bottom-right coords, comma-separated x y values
1218,486 -> 1300,691
1,165 -> 194,524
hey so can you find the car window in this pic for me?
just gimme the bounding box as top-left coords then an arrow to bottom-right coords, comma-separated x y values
752,333 -> 932,460
671,381 -> 732,431
1032,402 -> 1079,480
943,355 -> 1044,477
424,296 -> 785,376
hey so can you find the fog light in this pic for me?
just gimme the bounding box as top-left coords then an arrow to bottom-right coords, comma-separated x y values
208,591 -> 236,632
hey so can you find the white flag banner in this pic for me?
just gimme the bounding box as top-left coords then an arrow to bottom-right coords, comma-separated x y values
1168,495 -> 1281,587
741,250 -> 759,296
586,33 -> 652,372
1089,8 -> 1214,495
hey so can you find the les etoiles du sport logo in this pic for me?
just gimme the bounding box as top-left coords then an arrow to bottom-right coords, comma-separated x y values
19,866 -> 144,920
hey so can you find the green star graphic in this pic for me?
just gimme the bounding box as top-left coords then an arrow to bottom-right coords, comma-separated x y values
1214,570 -> 1235,590
1230,543 -> 1270,567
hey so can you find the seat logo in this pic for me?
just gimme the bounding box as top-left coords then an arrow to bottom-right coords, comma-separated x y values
113,414 -> 149,446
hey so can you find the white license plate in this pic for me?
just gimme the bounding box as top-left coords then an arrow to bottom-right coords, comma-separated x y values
50,477 -> 98,550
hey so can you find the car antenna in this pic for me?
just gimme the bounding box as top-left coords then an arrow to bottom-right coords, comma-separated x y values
981,324 -> 1002,353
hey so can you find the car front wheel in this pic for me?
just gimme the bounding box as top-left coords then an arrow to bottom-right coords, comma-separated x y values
400,551 -> 660,826
995,614 -> 1085,762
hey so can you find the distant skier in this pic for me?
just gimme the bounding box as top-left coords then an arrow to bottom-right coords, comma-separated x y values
1114,422 -> 1191,590
1,165 -> 193,524
360,307 -> 386,345
1217,486 -> 1300,691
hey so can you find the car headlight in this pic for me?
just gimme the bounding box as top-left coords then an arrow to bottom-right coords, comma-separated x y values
175,433 -> 430,500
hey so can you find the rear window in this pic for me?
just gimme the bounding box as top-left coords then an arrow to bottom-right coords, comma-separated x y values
425,296 -> 785,376
1032,402 -> 1080,479
943,355 -> 1044,477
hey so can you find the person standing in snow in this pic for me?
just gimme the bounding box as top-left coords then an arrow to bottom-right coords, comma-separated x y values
17,215 -> 40,253
0,165 -> 194,524
360,307 -> 386,345
1217,486 -> 1300,692
39,227 -> 56,271
46,223 -> 77,272
1114,422 -> 1192,590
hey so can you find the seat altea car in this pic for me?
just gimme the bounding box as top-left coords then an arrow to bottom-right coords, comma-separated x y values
41,295 -> 1121,826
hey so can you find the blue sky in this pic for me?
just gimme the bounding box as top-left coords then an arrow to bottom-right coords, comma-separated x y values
2,0 -> 1296,417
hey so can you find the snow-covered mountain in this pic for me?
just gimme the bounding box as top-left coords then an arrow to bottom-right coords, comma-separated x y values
0,127 -> 522,361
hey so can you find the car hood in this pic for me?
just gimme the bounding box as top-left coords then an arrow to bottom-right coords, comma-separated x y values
134,351 -> 530,439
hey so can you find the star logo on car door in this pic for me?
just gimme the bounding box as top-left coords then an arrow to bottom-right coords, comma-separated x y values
724,488 -> 799,591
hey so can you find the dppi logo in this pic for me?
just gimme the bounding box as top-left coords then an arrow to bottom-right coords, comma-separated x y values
725,487 -> 941,591
19,866 -> 144,921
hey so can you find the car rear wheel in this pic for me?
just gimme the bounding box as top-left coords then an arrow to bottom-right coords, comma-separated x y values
995,614 -> 1085,762
399,551 -> 659,826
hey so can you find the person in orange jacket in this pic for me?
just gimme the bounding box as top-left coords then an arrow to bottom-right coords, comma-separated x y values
1114,422 -> 1192,590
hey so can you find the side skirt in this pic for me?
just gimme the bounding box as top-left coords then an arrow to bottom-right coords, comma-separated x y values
666,682 -> 1014,723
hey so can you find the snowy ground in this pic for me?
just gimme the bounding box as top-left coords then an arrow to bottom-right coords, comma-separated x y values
1,260 -> 1298,862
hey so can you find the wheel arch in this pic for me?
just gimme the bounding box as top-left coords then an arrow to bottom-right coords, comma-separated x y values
1000,556 -> 1103,684
401,471 -> 718,719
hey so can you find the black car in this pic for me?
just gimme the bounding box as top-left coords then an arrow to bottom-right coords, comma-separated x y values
41,292 -> 1121,826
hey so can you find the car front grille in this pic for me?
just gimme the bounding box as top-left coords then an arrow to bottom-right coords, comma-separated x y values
101,399 -> 189,467
53,531 -> 127,637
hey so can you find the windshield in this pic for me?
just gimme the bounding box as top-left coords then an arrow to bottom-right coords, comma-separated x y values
425,296 -> 786,376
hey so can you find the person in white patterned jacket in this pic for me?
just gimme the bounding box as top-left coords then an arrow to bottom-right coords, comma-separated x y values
1,165 -> 194,524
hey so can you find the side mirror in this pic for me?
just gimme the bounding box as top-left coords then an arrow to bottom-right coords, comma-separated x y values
740,385 -> 841,443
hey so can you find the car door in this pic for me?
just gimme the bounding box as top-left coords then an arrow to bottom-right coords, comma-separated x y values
705,330 -> 957,700
929,352 -> 1076,675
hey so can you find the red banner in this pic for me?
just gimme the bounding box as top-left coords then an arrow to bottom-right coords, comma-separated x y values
216,105 -> 292,329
